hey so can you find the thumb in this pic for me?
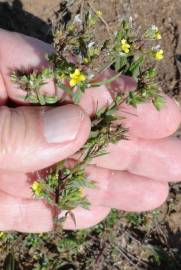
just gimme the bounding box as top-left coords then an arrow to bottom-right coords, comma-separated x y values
0,104 -> 90,172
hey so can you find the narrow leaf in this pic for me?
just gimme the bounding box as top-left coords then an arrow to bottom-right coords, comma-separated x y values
3,253 -> 16,270
90,72 -> 122,87
37,94 -> 46,105
115,56 -> 127,72
152,95 -> 165,111
56,81 -> 72,95
127,55 -> 144,76
68,211 -> 76,227
45,96 -> 59,104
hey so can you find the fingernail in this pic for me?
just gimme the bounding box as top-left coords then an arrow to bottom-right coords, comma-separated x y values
42,105 -> 84,143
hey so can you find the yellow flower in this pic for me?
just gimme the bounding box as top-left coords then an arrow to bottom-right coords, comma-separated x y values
32,181 -> 43,196
154,49 -> 164,60
69,69 -> 86,87
83,57 -> 89,64
0,232 -> 5,239
121,39 -> 131,54
96,10 -> 103,17
79,187 -> 84,197
155,31 -> 161,40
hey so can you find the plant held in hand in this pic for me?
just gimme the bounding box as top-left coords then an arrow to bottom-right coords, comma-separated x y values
11,6 -> 165,227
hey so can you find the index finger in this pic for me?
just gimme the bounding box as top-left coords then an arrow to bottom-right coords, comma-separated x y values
0,29 -> 57,104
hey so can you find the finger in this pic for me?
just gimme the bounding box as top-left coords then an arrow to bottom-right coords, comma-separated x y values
0,190 -> 54,232
80,88 -> 181,139
60,206 -> 110,230
84,165 -> 169,211
0,104 -> 90,172
0,171 -> 33,199
0,29 -> 59,104
91,137 -> 181,182
79,69 -> 181,139
119,95 -> 181,139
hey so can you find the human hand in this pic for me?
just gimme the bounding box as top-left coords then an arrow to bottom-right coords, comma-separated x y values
0,29 -> 180,232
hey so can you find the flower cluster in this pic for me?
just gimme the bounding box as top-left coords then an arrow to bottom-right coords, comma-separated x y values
145,25 -> 162,40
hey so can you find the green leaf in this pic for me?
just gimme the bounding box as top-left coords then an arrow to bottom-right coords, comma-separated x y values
42,67 -> 53,78
125,213 -> 144,226
93,151 -> 108,158
122,20 -> 129,31
91,71 -> 122,87
127,91 -> 144,106
72,88 -> 83,103
10,73 -> 17,82
144,68 -> 157,79
68,211 -> 76,227
37,94 -> 46,105
84,181 -> 96,189
25,94 -> 39,103
56,81 -> 72,95
44,96 -> 59,104
80,198 -> 91,209
87,14 -> 98,27
152,95 -> 165,110
96,106 -> 107,117
114,56 -> 127,72
3,253 -> 16,270
127,55 -> 145,76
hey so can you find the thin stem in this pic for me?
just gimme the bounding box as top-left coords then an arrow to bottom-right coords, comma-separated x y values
87,1 -> 112,40
80,0 -> 85,22
90,71 -> 122,87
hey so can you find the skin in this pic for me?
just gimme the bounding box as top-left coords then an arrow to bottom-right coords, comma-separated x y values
0,29 -> 181,232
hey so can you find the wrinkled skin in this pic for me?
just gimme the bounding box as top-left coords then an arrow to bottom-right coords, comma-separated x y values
0,29 -> 181,232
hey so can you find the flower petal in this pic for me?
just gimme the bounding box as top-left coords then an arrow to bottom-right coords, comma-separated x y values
70,79 -> 76,87
74,69 -> 80,76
